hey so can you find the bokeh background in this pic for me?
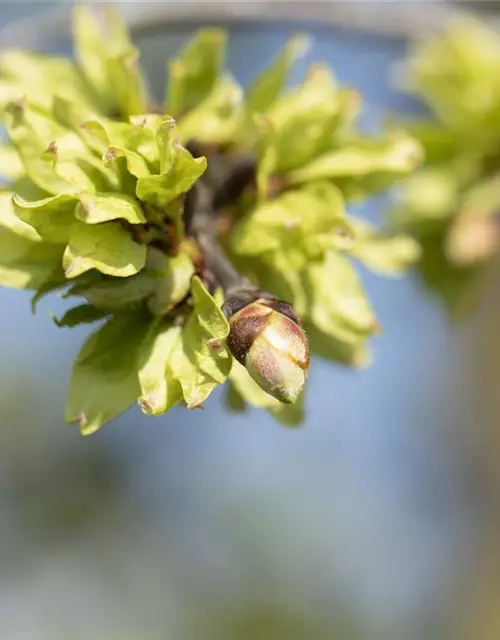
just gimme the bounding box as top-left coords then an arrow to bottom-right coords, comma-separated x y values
2,2 -> 500,639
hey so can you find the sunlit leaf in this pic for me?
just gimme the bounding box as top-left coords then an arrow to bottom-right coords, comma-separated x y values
63,221 -> 146,278
65,311 -> 149,434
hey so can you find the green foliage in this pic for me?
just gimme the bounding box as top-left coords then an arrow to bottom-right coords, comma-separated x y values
0,5 -> 421,432
392,17 -> 500,315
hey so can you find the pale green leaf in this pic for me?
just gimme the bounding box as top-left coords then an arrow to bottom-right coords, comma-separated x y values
65,311 -> 148,434
76,192 -> 146,225
304,321 -> 372,368
0,49 -> 98,112
261,64 -> 342,172
349,218 -> 421,276
146,250 -> 195,315
138,323 -> 183,415
287,135 -> 423,185
0,193 -> 64,289
136,145 -> 207,208
12,193 -> 78,243
82,248 -> 194,314
0,144 -> 24,181
165,28 -> 226,115
170,276 -> 231,408
246,34 -> 309,114
176,75 -> 245,145
108,50 -> 147,117
302,251 -> 377,344
73,5 -> 147,116
63,221 -> 146,278
230,183 -> 352,262
52,303 -> 109,328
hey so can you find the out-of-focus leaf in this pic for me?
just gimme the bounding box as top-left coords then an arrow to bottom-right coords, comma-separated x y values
230,183 -> 352,262
63,221 -> 146,278
0,144 -> 24,182
391,169 -> 459,225
165,28 -> 226,115
52,303 -> 109,328
65,311 -> 148,434
349,217 -> 421,276
301,251 -> 377,344
225,381 -> 247,413
403,18 -> 500,132
287,135 -> 422,185
138,323 -> 183,415
169,276 -> 231,408
416,226 -> 483,318
176,75 -> 244,145
31,276 -> 69,312
4,102 -> 88,194
304,321 -> 372,368
73,5 -> 147,116
0,49 -> 98,113
246,34 -> 309,114
259,65 -> 342,173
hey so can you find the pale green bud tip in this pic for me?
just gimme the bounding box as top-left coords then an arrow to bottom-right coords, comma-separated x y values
224,293 -> 310,404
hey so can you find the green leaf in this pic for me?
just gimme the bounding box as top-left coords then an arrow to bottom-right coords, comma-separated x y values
0,192 -> 42,242
286,135 -> 422,186
0,144 -> 24,181
349,217 -> 421,276
12,193 -> 78,243
304,321 -> 372,368
73,5 -> 147,116
65,311 -> 149,434
52,303 -> 109,328
31,277 -> 69,312
225,381 -> 247,413
165,28 -> 227,115
230,183 -> 352,263
82,247 -> 194,313
391,169 -> 459,225
246,34 -> 309,114
169,276 -> 231,408
4,103 -> 87,194
63,221 -> 146,278
138,323 -> 183,415
136,143 -> 207,208
76,193 -> 146,225
0,192 -> 64,290
301,251 -> 377,345
0,49 -> 98,113
107,50 -> 147,117
260,64 -> 343,172
146,249 -> 195,315
176,75 -> 245,145
155,118 -> 176,175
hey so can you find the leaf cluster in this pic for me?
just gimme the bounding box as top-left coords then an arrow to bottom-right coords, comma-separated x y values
0,5 -> 421,432
392,17 -> 500,315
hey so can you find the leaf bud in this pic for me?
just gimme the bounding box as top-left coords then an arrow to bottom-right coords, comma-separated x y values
222,291 -> 309,404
